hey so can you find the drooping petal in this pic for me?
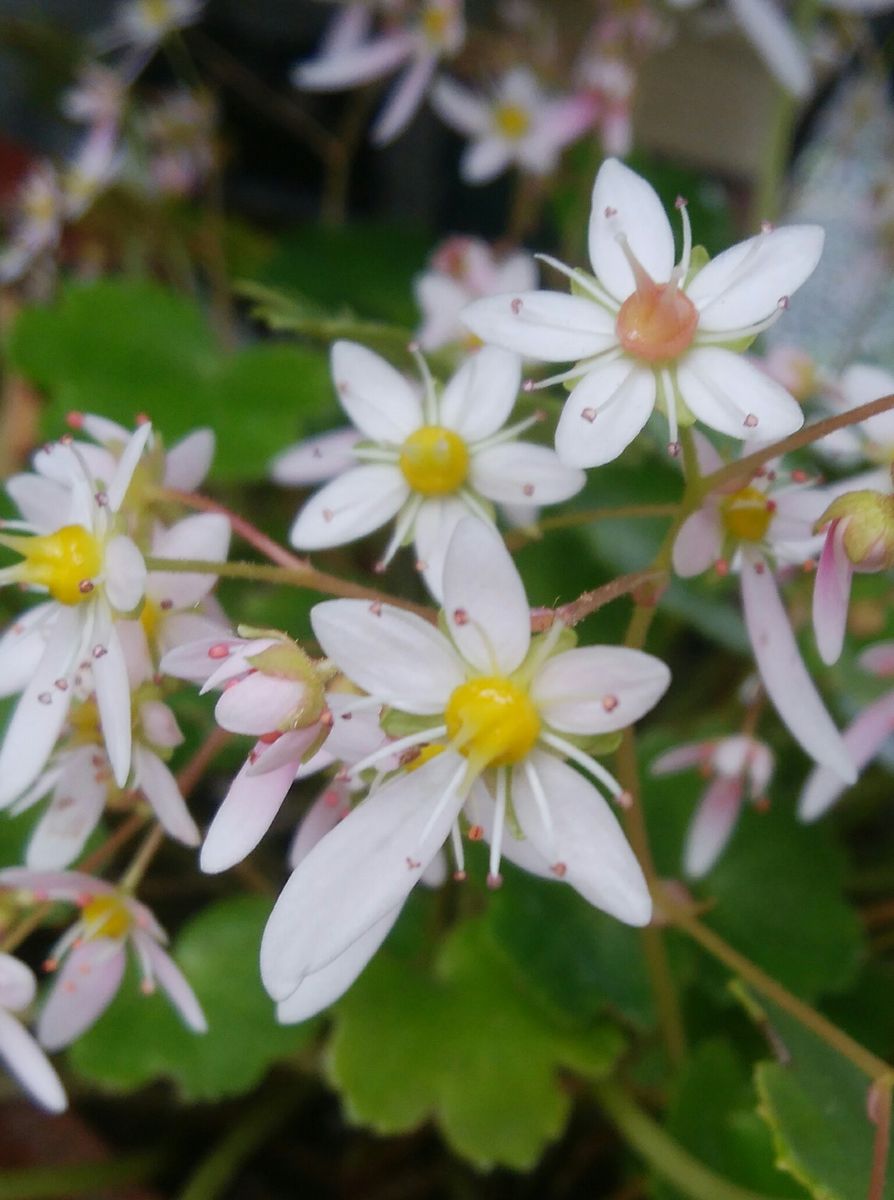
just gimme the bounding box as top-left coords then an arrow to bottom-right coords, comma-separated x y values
727,0 -> 812,98
288,783 -> 352,869
288,465 -> 409,550
0,867 -> 115,902
147,514 -> 231,609
38,939 -> 125,1050
293,31 -> 414,91
331,341 -> 422,441
214,673 -> 306,735
470,442 -> 585,506
683,775 -> 744,878
672,505 -> 723,578
371,50 -> 436,145
0,953 -> 36,1011
91,608 -> 132,787
513,752 -> 652,925
414,274 -> 469,350
740,555 -> 855,782
312,600 -> 463,714
261,751 -> 465,998
277,905 -> 400,1023
0,1007 -> 67,1112
133,746 -> 200,846
813,520 -> 853,667
106,421 -> 152,514
687,226 -> 824,332
439,346 -> 522,443
26,749 -> 107,869
651,742 -> 711,775
270,429 -> 360,486
798,690 -> 894,821
588,158 -> 675,302
555,360 -> 656,468
135,934 -> 207,1032
412,496 -> 469,600
139,699 -> 183,750
104,535 -> 146,614
163,428 -> 215,490
0,603 -> 56,698
442,518 -> 530,675
199,747 -> 301,873
533,645 -> 670,734
461,291 -> 617,362
859,642 -> 894,678
676,348 -> 803,442
430,76 -> 490,136
461,136 -> 514,185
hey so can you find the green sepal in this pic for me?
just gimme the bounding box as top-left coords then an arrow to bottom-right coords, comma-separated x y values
683,243 -> 710,288
380,708 -> 438,739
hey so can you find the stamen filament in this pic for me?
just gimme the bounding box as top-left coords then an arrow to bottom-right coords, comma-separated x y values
410,345 -> 439,426
541,731 -> 625,799
534,254 -> 620,312
523,758 -> 557,860
377,494 -> 424,570
489,768 -> 508,883
348,724 -> 446,778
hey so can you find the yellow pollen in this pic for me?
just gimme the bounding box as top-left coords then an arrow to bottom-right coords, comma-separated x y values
9,525 -> 102,605
445,676 -> 540,768
140,599 -> 160,639
494,104 -> 531,139
82,893 -> 132,941
69,698 -> 102,743
721,485 -> 774,543
616,281 -> 698,364
421,7 -> 448,42
399,426 -> 469,496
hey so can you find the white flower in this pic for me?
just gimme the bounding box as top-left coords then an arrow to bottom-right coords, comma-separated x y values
0,953 -> 66,1113
813,363 -> 894,481
62,120 -> 123,221
0,426 -> 152,802
261,519 -> 670,1016
0,165 -> 63,284
273,342 -> 585,598
462,158 -> 824,468
97,0 -> 205,53
431,66 -> 597,185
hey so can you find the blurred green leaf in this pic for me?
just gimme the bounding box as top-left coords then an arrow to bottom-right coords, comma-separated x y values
327,916 -> 623,1170
68,896 -> 319,1100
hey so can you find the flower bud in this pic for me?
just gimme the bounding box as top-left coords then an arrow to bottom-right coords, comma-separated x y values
816,490 -> 894,571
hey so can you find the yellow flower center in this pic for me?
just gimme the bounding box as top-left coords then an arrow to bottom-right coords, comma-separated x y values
5,525 -> 102,605
405,743 -> 445,772
494,104 -> 531,139
140,598 -> 161,639
82,893 -> 132,941
69,698 -> 102,744
445,676 -> 540,768
615,281 -> 699,364
421,6 -> 449,43
139,0 -> 173,28
720,485 -> 774,543
399,426 -> 469,496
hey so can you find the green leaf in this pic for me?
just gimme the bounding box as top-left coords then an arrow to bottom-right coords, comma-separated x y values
68,896 -> 319,1100
327,916 -> 623,1170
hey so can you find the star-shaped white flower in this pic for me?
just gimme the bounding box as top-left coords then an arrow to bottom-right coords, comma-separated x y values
462,158 -> 824,468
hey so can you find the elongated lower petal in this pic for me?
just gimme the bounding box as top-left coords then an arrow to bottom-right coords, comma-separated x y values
26,750 -> 107,869
137,934 -> 206,1033
684,775 -> 744,878
799,690 -> 894,821
0,1007 -> 67,1112
200,747 -> 301,874
91,609 -> 132,787
370,51 -> 435,145
38,939 -> 125,1051
133,746 -> 199,847
813,520 -> 853,666
672,506 -> 722,578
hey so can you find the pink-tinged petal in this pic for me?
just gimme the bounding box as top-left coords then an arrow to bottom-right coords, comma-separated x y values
106,422 -> 152,514
0,867 -> 115,903
461,136 -> 514,185
371,51 -> 436,145
104,535 -> 146,614
745,740 -> 775,797
214,674 -> 305,736
158,633 -> 244,686
555,360 -> 656,468
651,742 -> 711,775
740,555 -> 855,781
692,430 -> 726,476
293,30 -> 414,91
163,428 -> 215,490
139,700 -> 183,750
688,226 -> 823,332
289,465 -> 409,551
38,939 -> 125,1050
799,690 -> 894,821
133,746 -> 199,846
533,645 -> 670,734
439,346 -> 521,443
588,158 -> 675,302
245,726 -> 321,776
0,953 -> 36,1010
147,514 -> 231,609
261,751 -> 465,999
117,619 -> 152,689
0,1007 -> 67,1112
201,639 -> 276,693
0,607 -> 80,807
156,612 -> 230,663
320,3 -> 372,55
513,752 -> 652,925
91,610 -> 132,787
6,475 -> 71,534
331,341 -> 422,441
859,642 -> 894,678
289,783 -> 352,869
813,520 -> 853,666
26,750 -> 107,869
270,429 -> 360,486
414,274 -> 469,350
322,695 -> 387,766
536,94 -> 599,149
136,934 -> 206,1032
200,748 -> 300,873
672,505 -> 723,578
312,600 -> 462,714
684,775 -> 744,878
77,414 -> 130,446
462,291 -> 616,362
430,75 -> 490,136
277,905 -> 400,1023
412,496 -> 469,600
0,603 -> 55,698
677,348 -> 804,442
443,518 -> 530,675
471,442 -> 585,506
727,0 -> 812,97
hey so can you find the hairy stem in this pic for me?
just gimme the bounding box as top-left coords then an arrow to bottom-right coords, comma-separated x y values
504,503 -> 678,550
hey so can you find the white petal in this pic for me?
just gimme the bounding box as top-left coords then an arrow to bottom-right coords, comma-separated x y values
331,341 -> 422,441
91,609 -> 133,787
442,518 -> 530,675
294,31 -> 414,90
277,905 -> 400,1022
270,429 -> 360,486
461,291 -> 617,362
214,674 -> 306,735
677,348 -> 803,441
6,475 -> 71,534
555,360 -> 656,468
839,364 -> 894,450
312,600 -> 462,714
533,646 -> 670,734
106,421 -> 152,514
798,691 -> 894,821
439,346 -> 522,442
414,274 -> 469,351
26,750 -> 106,869
200,747 -> 300,873
104,535 -> 146,613
0,867 -> 115,902
672,505 -> 723,578
147,514 -> 231,609
261,751 -> 465,999
246,726 -> 321,775
859,642 -> 894,678
684,775 -> 744,878
133,745 -> 199,846
371,51 -> 436,144
471,442 -> 585,506
289,466 -> 409,550
0,1007 -> 67,1112
651,742 -> 710,775
0,603 -> 56,698
288,783 -> 352,869
0,953 -> 36,1011
727,0 -> 812,97
812,520 -> 853,667
430,76 -> 490,135
38,940 -> 125,1050
163,428 -> 215,490
687,226 -> 824,332
136,934 -> 206,1032
461,136 -> 514,184
156,612 -> 230,663
412,496 -> 468,601
138,699 -> 183,750
588,158 -> 675,302
740,556 -> 855,782
513,752 -> 652,925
